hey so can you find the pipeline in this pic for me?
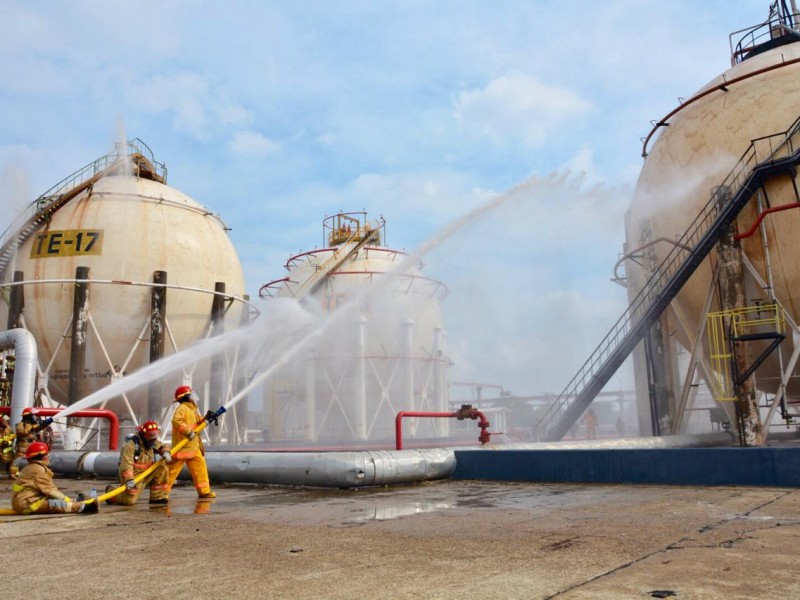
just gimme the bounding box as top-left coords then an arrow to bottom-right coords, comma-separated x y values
34,432 -> 734,492
396,405 -> 492,450
49,448 -> 457,488
0,406 -> 119,450
0,329 -> 37,426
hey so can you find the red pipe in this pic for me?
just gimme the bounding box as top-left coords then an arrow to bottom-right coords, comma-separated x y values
0,406 -> 119,450
395,405 -> 491,450
734,202 -> 800,240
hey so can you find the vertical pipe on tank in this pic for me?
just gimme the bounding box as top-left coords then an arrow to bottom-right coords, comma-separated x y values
209,282 -> 226,444
403,318 -> 416,436
754,189 -> 788,422
7,271 -> 24,330
716,191 -> 763,446
66,266 -> 89,450
639,221 -> 677,436
1,329 -> 37,426
355,314 -> 367,440
304,347 -> 316,441
233,295 -> 250,445
148,270 -> 167,420
433,326 -> 448,437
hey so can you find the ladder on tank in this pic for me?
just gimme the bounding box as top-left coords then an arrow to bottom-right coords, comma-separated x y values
534,115 -> 800,442
0,139 -> 165,281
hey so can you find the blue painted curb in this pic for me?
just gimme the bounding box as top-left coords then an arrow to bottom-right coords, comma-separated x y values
452,447 -> 800,487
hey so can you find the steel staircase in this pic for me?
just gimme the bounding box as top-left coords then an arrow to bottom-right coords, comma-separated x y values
535,115 -> 800,441
288,224 -> 381,298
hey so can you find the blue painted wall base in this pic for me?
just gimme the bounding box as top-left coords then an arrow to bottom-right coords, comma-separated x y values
452,447 -> 800,487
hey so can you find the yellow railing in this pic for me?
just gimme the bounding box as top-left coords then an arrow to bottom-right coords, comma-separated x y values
706,303 -> 785,402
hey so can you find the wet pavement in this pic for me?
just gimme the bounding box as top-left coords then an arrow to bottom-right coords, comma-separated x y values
2,477 -> 800,599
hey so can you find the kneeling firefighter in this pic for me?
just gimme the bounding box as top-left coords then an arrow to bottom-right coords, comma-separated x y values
11,442 -> 96,514
11,407 -> 53,479
107,420 -> 171,506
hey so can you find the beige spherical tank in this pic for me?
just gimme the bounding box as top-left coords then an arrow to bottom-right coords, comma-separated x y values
1,154 -> 246,408
627,39 -> 800,393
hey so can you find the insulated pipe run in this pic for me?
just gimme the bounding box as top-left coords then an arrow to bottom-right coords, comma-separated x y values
0,406 -> 120,450
0,329 -> 37,426
396,406 -> 491,450
50,448 -> 457,488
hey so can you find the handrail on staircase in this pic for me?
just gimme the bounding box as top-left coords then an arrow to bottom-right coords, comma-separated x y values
535,114 -> 800,441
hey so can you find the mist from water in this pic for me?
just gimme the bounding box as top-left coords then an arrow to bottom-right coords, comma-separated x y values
52,173 -> 559,428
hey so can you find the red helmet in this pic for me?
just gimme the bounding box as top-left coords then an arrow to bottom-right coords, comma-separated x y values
26,441 -> 49,460
22,407 -> 39,416
174,385 -> 193,402
138,420 -> 160,440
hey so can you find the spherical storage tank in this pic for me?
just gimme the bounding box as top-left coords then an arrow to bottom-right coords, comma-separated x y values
0,140 -> 246,418
260,212 -> 451,444
626,13 -> 800,406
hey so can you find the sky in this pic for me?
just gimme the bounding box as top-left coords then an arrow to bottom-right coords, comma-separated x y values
0,0 -> 772,398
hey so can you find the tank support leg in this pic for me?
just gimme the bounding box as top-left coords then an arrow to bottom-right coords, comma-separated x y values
7,271 -> 24,330
209,282 -> 226,444
148,270 -> 167,421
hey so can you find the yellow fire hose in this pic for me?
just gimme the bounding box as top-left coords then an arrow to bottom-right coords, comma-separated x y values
0,407 -> 225,516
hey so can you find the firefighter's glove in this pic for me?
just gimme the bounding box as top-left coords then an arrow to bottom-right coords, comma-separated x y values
34,417 -> 54,431
48,498 -> 68,510
186,431 -> 196,441
162,451 -> 172,463
125,479 -> 136,490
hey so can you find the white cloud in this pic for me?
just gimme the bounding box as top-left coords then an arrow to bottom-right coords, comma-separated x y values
128,71 -> 251,140
454,72 -> 591,147
227,131 -> 280,159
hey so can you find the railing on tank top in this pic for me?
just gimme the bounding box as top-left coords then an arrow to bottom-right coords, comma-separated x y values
534,114 -> 800,441
730,10 -> 800,65
0,139 -> 167,279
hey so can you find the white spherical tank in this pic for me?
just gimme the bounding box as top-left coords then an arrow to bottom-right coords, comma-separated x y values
260,212 -> 451,444
0,145 -> 246,409
626,30 -> 800,396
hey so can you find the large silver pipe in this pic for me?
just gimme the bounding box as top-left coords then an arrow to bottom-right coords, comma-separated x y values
0,328 -> 37,425
49,448 -> 457,488
46,433 -> 734,488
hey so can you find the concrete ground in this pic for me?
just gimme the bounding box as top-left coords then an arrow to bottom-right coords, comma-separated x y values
2,477 -> 799,600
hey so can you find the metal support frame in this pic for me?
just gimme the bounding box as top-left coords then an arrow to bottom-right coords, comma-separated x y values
147,270 -> 167,419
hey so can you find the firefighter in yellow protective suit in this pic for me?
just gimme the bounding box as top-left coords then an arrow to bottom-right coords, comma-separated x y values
11,407 -> 53,479
11,441 -> 95,514
106,420 -> 171,505
166,386 -> 215,499
1,414 -> 14,477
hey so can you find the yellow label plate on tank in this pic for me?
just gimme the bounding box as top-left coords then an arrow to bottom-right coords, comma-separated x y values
30,229 -> 104,258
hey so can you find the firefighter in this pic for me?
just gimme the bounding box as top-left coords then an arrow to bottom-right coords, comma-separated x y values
11,441 -> 95,514
11,408 -> 53,479
106,420 -> 171,506
165,386 -> 215,499
1,414 -> 13,477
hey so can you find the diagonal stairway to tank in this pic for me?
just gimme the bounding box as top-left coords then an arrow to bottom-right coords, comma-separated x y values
535,116 -> 800,442
288,225 -> 381,299
0,139 -> 165,282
